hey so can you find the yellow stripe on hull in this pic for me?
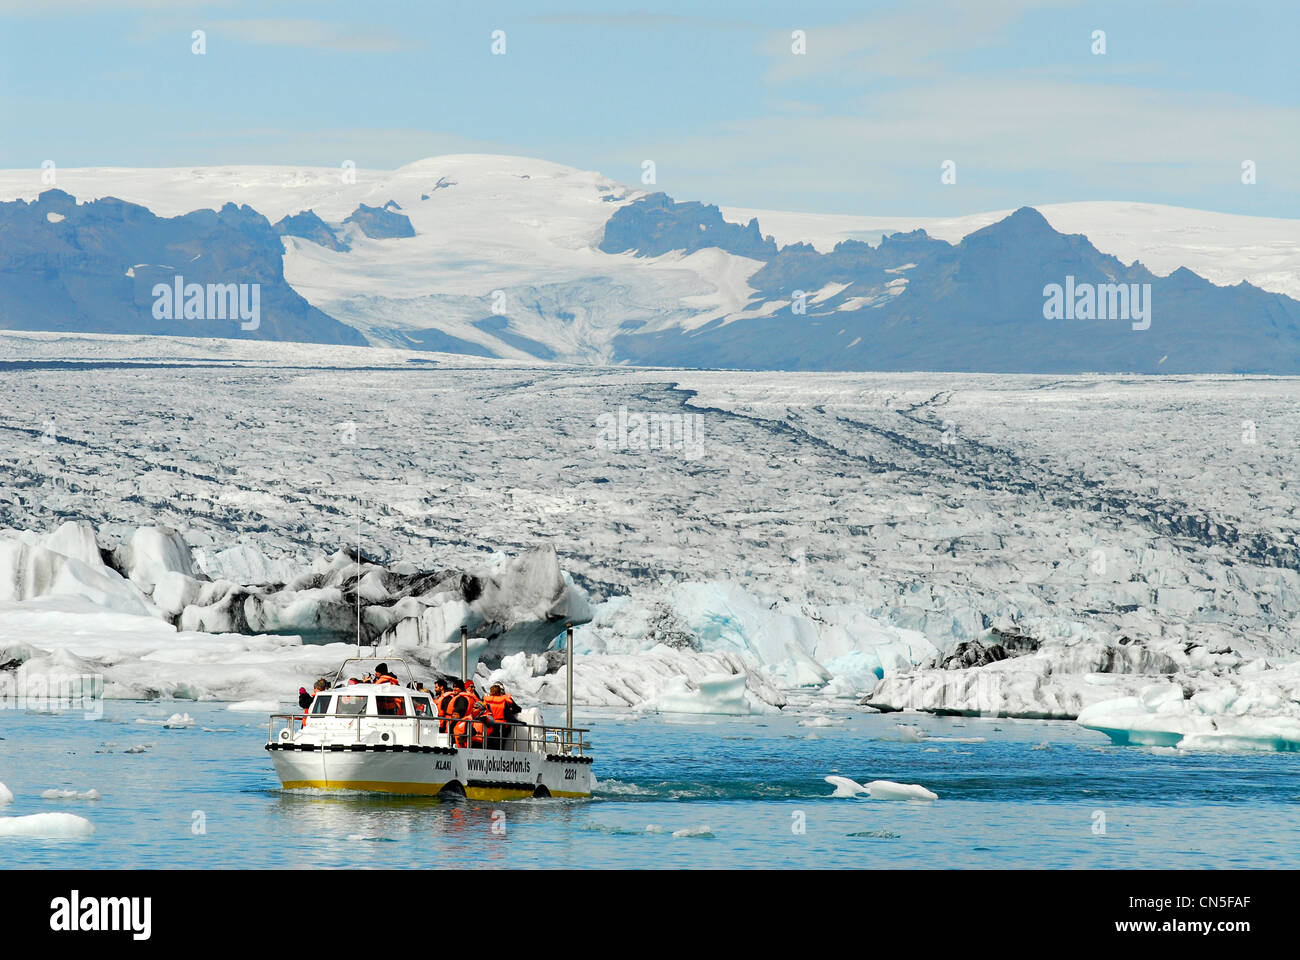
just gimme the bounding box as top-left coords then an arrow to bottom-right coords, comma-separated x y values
282,780 -> 592,800
282,780 -> 450,795
464,786 -> 536,802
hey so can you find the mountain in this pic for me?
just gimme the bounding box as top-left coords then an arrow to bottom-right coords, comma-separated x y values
274,209 -> 349,252
611,205 -> 1300,373
341,202 -> 415,239
599,191 -> 777,259
0,157 -> 1297,371
0,189 -> 366,345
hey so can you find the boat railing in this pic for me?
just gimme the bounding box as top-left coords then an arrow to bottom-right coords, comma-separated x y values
269,714 -> 590,756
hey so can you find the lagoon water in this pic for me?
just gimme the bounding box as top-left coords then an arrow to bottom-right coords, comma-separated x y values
3,701 -> 1298,869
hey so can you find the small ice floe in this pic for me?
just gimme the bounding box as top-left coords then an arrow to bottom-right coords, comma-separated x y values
644,824 -> 666,834
0,782 -> 12,804
1149,746 -> 1180,756
0,812 -> 95,838
925,736 -> 986,744
865,780 -> 938,802
671,825 -> 714,838
1031,742 -> 1051,751
345,835 -> 396,843
895,725 -> 926,743
123,744 -> 152,754
201,728 -> 236,733
824,775 -> 870,798
163,713 -> 195,729
799,716 -> 840,728
41,789 -> 101,801
824,775 -> 937,801
227,700 -> 279,713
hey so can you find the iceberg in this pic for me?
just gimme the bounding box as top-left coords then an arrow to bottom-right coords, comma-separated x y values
824,775 -> 937,801
1078,673 -> 1300,752
0,812 -> 95,838
865,780 -> 938,801
40,788 -> 100,800
825,775 -> 871,798
646,672 -> 756,716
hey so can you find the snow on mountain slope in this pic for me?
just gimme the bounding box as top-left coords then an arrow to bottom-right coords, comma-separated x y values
0,157 -> 757,363
720,201 -> 1300,300
2,156 -> 1297,361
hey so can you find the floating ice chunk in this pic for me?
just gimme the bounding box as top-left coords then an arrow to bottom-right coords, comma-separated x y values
227,700 -> 280,713
152,571 -> 205,619
865,780 -> 938,802
195,542 -> 298,586
800,715 -> 838,727
0,782 -> 12,804
119,526 -> 197,593
645,672 -> 758,716
0,812 -> 95,838
41,788 -> 100,800
123,745 -> 151,754
41,521 -> 105,568
644,824 -> 665,834
1078,684 -> 1300,752
0,539 -> 155,615
824,775 -> 870,798
671,825 -> 714,838
924,736 -> 986,744
163,713 -> 194,728
896,724 -> 926,742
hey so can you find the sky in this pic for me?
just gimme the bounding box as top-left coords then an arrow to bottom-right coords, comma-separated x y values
1,0 -> 1297,218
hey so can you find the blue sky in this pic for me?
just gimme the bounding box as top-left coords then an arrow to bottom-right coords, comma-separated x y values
2,0 -> 1297,217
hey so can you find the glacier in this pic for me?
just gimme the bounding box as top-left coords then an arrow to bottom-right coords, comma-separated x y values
0,341 -> 1297,743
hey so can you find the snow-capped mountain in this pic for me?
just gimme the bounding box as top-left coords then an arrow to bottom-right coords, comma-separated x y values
0,155 -> 1297,371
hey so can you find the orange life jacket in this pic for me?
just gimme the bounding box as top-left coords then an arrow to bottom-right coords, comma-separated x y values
453,718 -> 471,748
437,691 -> 461,732
471,710 -> 493,747
374,673 -> 399,686
484,694 -> 515,722
453,708 -> 493,748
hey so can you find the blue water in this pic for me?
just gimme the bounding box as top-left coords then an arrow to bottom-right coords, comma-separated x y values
3,702 -> 1298,868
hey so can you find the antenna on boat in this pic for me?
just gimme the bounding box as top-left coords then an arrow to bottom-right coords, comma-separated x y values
460,624 -> 468,682
355,499 -> 362,658
565,621 -> 574,735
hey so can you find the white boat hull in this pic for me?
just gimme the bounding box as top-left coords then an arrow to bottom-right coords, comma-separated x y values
268,742 -> 594,799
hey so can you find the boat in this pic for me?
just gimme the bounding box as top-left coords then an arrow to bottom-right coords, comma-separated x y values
266,626 -> 595,800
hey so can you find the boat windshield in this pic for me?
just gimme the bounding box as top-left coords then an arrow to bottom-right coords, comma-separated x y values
310,695 -> 333,715
376,696 -> 407,717
336,695 -> 368,716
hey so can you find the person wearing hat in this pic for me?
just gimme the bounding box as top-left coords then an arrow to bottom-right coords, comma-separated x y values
373,663 -> 399,685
